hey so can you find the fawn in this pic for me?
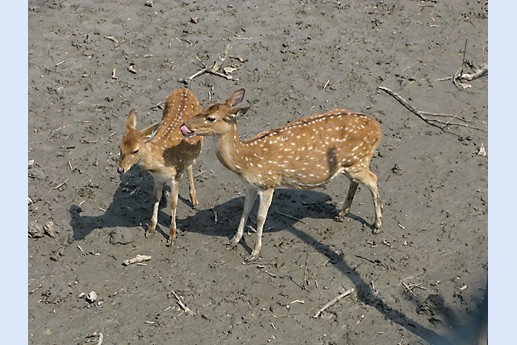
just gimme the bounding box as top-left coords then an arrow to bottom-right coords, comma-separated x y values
180,89 -> 382,259
118,88 -> 203,245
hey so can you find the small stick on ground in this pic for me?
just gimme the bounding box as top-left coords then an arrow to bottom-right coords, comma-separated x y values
180,44 -> 238,84
51,176 -> 71,190
453,39 -> 488,90
377,86 -> 485,133
355,254 -> 386,269
150,101 -> 164,110
456,64 -> 488,83
122,254 -> 152,266
313,288 -> 355,318
104,36 -> 118,44
302,252 -> 310,291
170,289 -> 196,316
401,280 -> 417,297
401,276 -> 427,297
29,284 -> 43,294
274,210 -> 307,224
194,170 -> 206,178
264,270 -> 276,278
212,209 -> 218,224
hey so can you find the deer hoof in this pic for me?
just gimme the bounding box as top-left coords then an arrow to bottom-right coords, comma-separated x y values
335,211 -> 348,222
226,242 -> 238,251
190,197 -> 199,209
244,254 -> 260,263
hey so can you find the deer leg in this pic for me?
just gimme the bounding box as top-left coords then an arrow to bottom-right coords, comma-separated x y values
249,188 -> 275,260
186,164 -> 199,209
338,177 -> 360,221
228,184 -> 258,248
167,178 -> 180,246
147,178 -> 164,238
347,169 -> 383,233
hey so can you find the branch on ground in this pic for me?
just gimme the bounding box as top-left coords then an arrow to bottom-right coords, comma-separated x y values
377,86 -> 486,134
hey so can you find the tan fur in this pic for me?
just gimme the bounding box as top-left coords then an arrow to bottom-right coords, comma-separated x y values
118,88 -> 203,245
182,89 -> 382,259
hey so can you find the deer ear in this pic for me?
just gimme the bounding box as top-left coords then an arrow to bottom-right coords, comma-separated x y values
126,109 -> 137,130
226,89 -> 245,107
227,105 -> 251,121
235,105 -> 251,117
143,123 -> 160,141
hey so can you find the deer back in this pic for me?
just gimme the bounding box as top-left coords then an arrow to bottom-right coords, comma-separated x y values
153,88 -> 203,148
238,110 -> 381,188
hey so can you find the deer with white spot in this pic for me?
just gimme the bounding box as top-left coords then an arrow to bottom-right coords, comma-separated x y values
180,89 -> 382,259
118,88 -> 203,245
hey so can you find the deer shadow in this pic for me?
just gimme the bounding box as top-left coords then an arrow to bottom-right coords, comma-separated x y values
68,165 -> 198,241
182,188 -> 486,345
392,275 -> 488,345
69,175 -> 487,345
180,188 -> 371,250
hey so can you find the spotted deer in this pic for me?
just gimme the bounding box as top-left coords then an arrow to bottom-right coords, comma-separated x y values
180,89 -> 382,259
118,88 -> 203,245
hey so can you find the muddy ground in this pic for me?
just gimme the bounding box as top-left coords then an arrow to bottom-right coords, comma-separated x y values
28,1 -> 488,344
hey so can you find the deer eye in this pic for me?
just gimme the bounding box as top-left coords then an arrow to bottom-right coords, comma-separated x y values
132,149 -> 139,154
206,116 -> 216,122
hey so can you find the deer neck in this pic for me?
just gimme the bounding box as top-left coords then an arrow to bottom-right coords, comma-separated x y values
137,142 -> 162,172
214,123 -> 246,173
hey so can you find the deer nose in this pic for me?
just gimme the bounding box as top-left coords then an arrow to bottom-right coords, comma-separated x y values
117,167 -> 124,174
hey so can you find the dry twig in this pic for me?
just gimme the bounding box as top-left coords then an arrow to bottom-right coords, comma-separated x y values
274,210 -> 308,224
354,254 -> 387,269
212,209 -> 218,223
150,101 -> 164,110
313,288 -> 355,318
51,176 -> 71,190
180,44 -> 238,84
104,36 -> 118,44
29,284 -> 42,294
401,277 -> 426,296
170,289 -> 196,316
377,86 -> 485,133
302,252 -> 310,290
453,39 -> 488,89
122,254 -> 152,266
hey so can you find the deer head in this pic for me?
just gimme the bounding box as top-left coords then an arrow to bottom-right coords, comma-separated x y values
117,109 -> 159,174
180,89 -> 249,137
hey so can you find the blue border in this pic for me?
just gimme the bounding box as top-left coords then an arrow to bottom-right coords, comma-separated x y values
489,2 -> 511,344
2,1 -> 28,342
